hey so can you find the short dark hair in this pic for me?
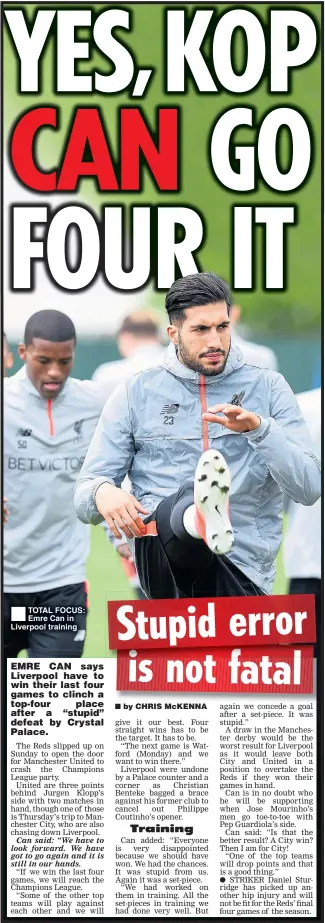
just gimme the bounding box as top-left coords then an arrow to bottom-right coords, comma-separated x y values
24,310 -> 76,346
119,310 -> 160,340
165,272 -> 231,322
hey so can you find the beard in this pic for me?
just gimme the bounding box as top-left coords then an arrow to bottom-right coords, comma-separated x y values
177,336 -> 229,376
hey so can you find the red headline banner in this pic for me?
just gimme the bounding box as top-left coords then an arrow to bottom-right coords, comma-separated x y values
109,595 -> 316,651
117,645 -> 313,694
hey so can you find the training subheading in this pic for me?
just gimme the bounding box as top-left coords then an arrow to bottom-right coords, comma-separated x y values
130,825 -> 194,836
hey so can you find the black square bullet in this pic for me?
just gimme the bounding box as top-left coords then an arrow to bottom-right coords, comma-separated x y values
115,704 -> 121,709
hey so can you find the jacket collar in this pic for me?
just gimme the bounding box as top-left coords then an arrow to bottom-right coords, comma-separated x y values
163,340 -> 246,386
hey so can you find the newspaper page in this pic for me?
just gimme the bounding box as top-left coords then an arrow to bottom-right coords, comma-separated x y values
2,2 -> 322,921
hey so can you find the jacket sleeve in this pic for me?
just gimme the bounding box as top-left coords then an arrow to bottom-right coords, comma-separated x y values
74,381 -> 135,524
242,373 -> 321,506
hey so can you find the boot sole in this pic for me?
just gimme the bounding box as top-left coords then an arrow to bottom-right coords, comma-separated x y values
194,449 -> 234,555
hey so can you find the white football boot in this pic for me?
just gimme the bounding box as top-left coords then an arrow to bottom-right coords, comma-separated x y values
194,449 -> 234,555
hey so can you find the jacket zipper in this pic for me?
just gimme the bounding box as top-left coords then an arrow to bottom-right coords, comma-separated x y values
47,399 -> 54,436
199,376 -> 209,451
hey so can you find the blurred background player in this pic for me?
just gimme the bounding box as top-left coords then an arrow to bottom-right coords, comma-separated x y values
93,309 -> 166,384
3,332 -> 13,376
4,309 -> 112,658
283,388 -> 321,657
93,310 -> 167,600
230,303 -> 278,371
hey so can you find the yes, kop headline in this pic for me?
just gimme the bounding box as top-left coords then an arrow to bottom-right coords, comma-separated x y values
109,595 -> 316,693
4,7 -> 319,292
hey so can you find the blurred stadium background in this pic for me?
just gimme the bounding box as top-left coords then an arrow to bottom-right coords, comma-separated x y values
4,4 -> 321,657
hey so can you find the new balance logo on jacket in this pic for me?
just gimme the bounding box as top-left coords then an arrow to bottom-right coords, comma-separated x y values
161,403 -> 179,425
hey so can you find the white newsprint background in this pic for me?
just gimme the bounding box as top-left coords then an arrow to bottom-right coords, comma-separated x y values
7,657 -> 317,917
